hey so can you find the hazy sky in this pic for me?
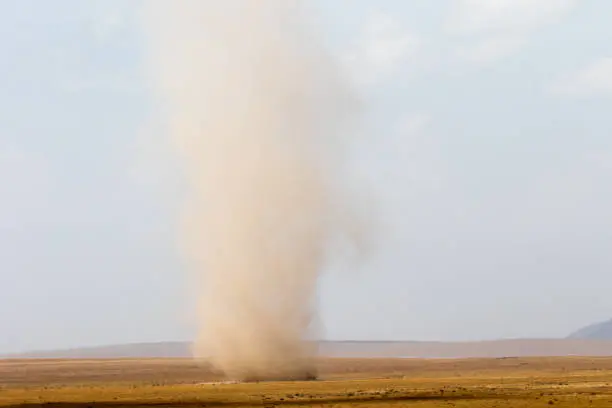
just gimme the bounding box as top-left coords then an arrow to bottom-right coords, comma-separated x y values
2,0 -> 612,354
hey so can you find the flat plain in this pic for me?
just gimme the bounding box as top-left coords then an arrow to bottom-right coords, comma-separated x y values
2,356 -> 612,407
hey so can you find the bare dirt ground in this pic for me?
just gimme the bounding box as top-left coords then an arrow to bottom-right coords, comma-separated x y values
2,357 -> 612,407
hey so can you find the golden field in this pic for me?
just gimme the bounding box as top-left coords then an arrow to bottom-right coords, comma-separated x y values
2,357 -> 612,407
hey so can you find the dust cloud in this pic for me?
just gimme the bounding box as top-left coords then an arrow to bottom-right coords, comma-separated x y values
142,0 -> 362,381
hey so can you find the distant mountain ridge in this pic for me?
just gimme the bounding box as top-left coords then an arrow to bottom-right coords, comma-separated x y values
569,318 -> 612,340
5,339 -> 612,359
4,341 -> 193,359
6,319 -> 612,359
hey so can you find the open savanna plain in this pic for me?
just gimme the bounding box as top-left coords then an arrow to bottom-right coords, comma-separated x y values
3,357 -> 612,407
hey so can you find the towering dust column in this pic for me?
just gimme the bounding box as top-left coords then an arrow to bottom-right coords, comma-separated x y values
143,0 -> 357,381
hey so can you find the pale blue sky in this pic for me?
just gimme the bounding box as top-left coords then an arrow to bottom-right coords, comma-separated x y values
2,0 -> 612,354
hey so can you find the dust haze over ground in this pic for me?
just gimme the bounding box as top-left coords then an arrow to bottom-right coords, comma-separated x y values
142,1 -> 363,381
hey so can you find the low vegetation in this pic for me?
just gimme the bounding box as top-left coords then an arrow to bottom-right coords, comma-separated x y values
2,357 -> 612,407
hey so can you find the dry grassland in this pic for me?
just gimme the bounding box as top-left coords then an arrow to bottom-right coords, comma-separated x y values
2,357 -> 612,407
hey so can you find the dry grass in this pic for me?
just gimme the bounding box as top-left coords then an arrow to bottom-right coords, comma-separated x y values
2,357 -> 612,407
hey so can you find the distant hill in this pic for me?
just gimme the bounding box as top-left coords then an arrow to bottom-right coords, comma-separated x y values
3,341 -> 193,359
5,339 -> 612,359
569,319 -> 612,340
